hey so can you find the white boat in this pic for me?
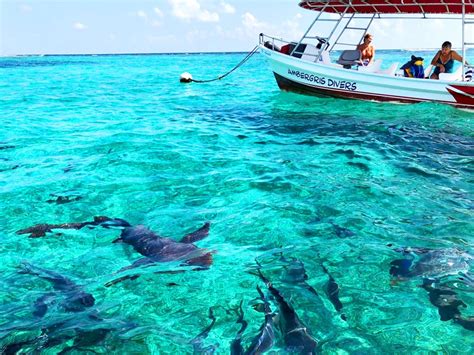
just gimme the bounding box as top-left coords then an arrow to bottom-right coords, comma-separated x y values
259,0 -> 474,109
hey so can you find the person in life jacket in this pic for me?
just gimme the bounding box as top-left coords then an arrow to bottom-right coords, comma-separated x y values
401,55 -> 425,78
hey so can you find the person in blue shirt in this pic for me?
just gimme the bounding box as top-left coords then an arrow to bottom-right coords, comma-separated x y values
430,41 -> 468,79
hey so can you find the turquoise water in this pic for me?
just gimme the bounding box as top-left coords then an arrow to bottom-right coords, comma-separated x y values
0,50 -> 473,353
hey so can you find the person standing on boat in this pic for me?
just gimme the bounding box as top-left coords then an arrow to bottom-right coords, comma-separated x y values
430,41 -> 468,79
356,33 -> 375,66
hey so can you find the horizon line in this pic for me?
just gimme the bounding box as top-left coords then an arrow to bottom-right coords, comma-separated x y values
1,47 -> 473,57
0,51 -> 249,57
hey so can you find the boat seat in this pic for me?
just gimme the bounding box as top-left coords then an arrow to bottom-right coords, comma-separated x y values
358,59 -> 383,73
299,44 -> 331,64
300,44 -> 319,62
424,64 -> 434,78
280,42 -> 306,58
336,50 -> 362,68
377,62 -> 400,76
439,65 -> 463,81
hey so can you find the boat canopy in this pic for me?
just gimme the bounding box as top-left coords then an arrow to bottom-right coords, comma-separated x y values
299,1 -> 474,15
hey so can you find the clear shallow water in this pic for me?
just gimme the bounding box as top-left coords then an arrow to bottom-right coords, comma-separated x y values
0,50 -> 473,353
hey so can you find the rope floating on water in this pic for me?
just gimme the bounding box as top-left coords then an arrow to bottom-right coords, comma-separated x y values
180,45 -> 260,84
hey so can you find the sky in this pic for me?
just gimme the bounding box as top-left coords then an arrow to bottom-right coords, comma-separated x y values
0,0 -> 471,55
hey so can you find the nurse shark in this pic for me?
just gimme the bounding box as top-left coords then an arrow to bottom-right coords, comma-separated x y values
17,217 -> 213,284
389,246 -> 474,332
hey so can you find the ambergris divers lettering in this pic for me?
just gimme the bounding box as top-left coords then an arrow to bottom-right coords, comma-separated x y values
327,78 -> 357,91
288,69 -> 326,85
287,69 -> 357,91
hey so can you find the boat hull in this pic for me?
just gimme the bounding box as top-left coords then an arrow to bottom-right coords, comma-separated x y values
261,46 -> 474,109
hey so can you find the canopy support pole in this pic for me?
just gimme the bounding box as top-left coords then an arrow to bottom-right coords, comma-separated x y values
462,0 -> 466,81
290,0 -> 333,57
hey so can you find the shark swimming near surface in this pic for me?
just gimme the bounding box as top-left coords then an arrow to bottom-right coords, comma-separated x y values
16,216 -> 214,286
230,301 -> 248,355
103,221 -> 213,287
244,286 -> 276,355
256,267 -> 318,354
17,217 -> 213,268
321,264 -> 347,321
279,255 -> 319,298
230,288 -> 275,355
389,246 -> 474,332
389,247 -> 472,281
190,308 -> 218,354
16,216 -> 131,238
113,222 -> 213,268
1,313 -> 135,354
18,262 -> 95,317
2,263 -> 136,353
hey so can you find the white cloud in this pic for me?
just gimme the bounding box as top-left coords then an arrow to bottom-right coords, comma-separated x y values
186,29 -> 208,42
168,0 -> 219,22
154,7 -> 164,17
136,8 -> 163,27
148,34 -> 176,43
274,13 -> 307,40
282,18 -> 303,40
74,22 -> 87,30
220,2 -> 235,14
20,4 -> 32,12
371,20 -> 389,37
137,10 -> 147,19
241,12 -> 270,35
372,19 -> 404,38
213,24 -> 240,41
241,12 -> 300,38
238,12 -> 308,42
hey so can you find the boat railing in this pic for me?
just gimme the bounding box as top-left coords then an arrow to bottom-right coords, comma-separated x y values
259,33 -> 295,51
259,33 -> 329,63
260,33 -> 473,81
